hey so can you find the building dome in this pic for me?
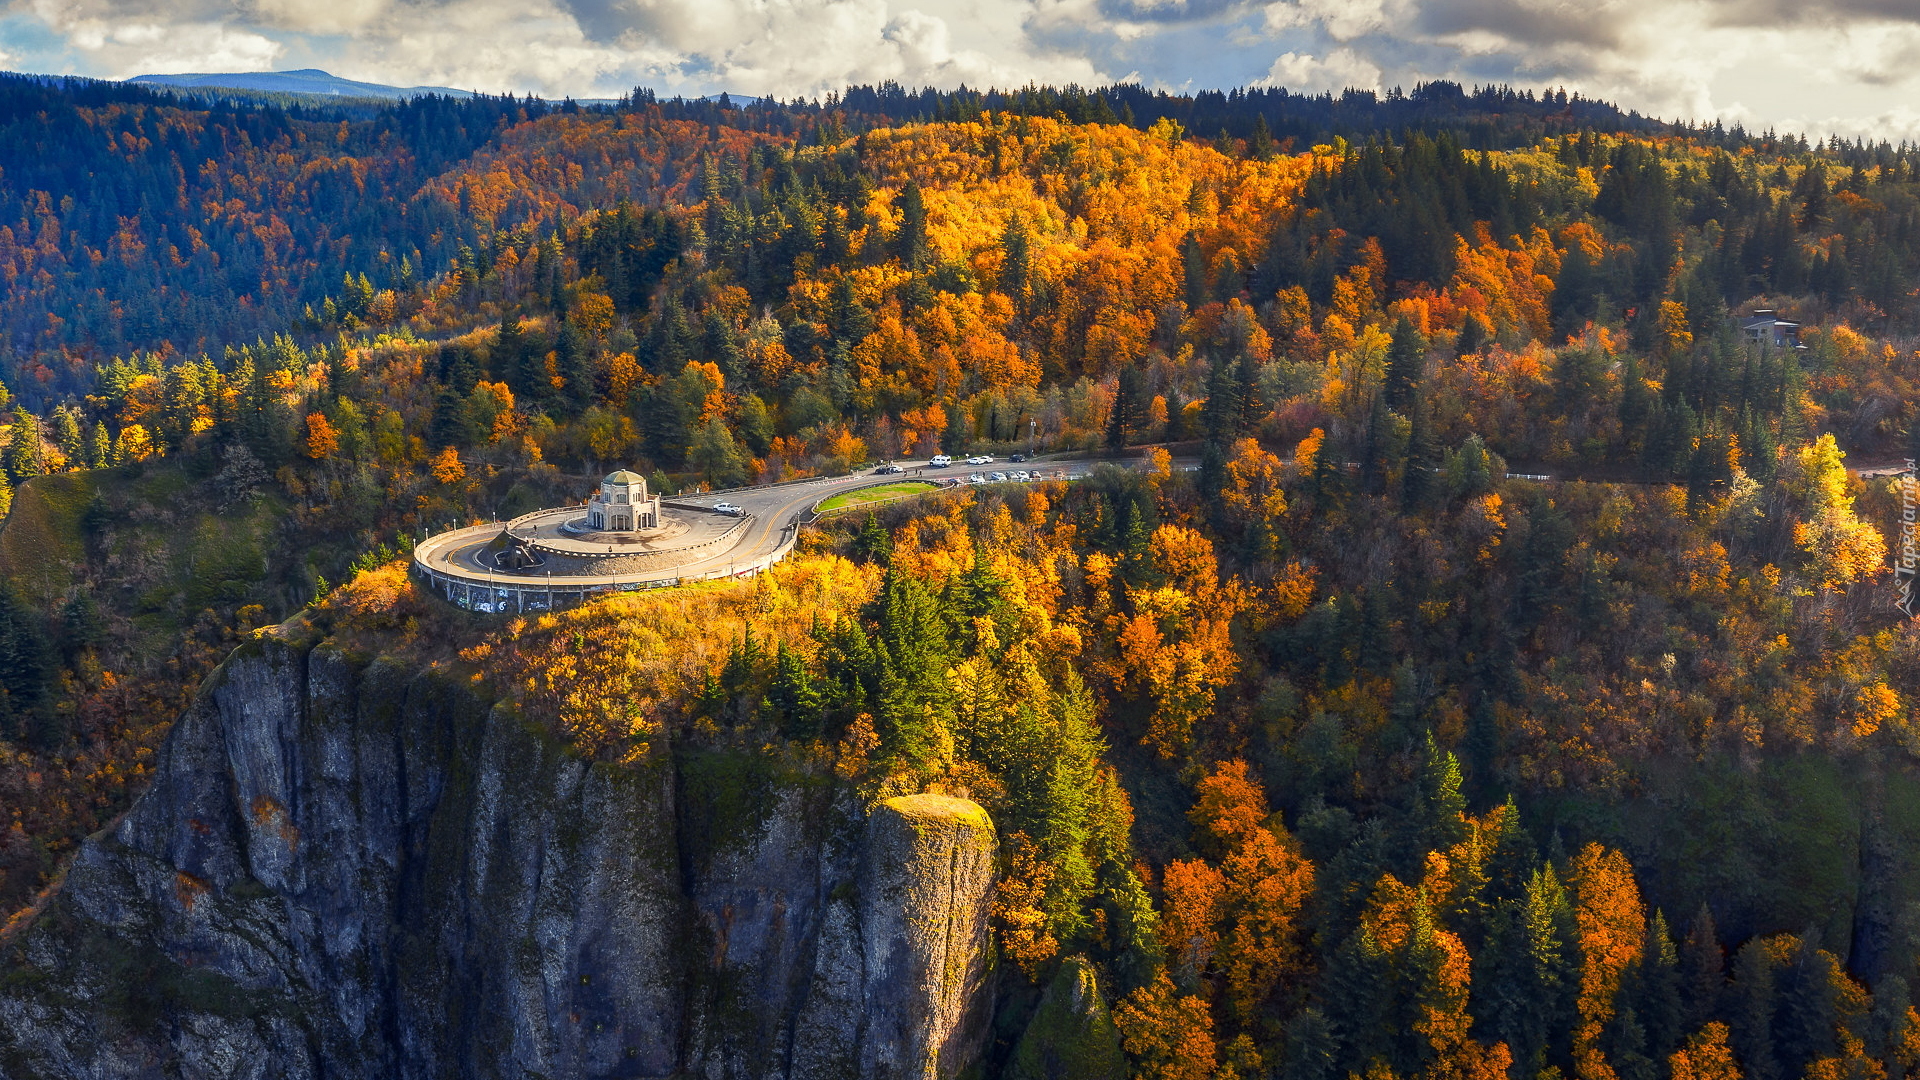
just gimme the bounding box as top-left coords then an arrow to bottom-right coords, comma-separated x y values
588,467 -> 659,533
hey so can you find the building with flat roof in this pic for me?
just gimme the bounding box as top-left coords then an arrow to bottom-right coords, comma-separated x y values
1738,309 -> 1805,350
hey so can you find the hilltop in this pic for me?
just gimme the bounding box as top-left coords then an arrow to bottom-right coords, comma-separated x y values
129,67 -> 476,100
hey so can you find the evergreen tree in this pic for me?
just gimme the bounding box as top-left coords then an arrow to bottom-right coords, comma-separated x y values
494,315 -> 535,398
1477,865 -> 1580,1078
1384,315 -> 1427,409
429,387 -> 477,449
1182,232 -> 1207,309
1107,362 -> 1147,450
1249,115 -> 1277,161
1727,938 -> 1782,1080
1000,216 -> 1031,302
865,568 -> 954,768
87,423 -> 111,469
1409,732 -> 1468,858
1618,910 -> 1684,1065
0,580 -> 52,747
52,407 -> 83,469
853,512 -> 894,566
896,181 -> 928,266
737,394 -> 774,457
1774,933 -> 1839,1077
1403,388 -> 1437,509
557,318 -> 595,416
762,642 -> 823,739
1234,353 -> 1266,434
1680,904 -> 1726,1032
58,590 -> 104,660
687,418 -> 747,488
4,410 -> 43,484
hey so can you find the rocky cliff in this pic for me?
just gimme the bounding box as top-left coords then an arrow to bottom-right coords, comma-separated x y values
0,630 -> 998,1080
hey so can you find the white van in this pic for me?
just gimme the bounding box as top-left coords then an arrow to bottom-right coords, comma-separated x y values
929,455 -> 952,467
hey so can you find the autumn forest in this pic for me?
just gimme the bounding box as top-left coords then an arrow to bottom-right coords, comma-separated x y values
4,71 -> 1920,1080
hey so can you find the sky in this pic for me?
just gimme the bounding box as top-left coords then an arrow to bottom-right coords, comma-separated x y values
4,0 -> 1920,141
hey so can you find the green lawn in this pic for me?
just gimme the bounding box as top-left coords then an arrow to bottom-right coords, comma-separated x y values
817,482 -> 937,513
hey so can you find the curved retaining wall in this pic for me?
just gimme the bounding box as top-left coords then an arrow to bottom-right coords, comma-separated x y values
412,511 -> 811,615
525,517 -> 748,569
411,472 -> 969,614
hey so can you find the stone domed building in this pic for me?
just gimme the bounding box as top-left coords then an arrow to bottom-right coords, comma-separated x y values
586,470 -> 660,532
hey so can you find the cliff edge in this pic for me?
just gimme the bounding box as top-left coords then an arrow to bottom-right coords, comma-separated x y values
0,633 -> 997,1080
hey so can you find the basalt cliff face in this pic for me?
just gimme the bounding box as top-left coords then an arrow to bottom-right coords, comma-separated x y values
0,633 -> 997,1080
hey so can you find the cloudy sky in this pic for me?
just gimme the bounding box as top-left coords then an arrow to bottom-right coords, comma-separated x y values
3,0 -> 1920,139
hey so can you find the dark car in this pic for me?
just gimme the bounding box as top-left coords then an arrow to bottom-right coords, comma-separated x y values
1010,454 -> 1027,463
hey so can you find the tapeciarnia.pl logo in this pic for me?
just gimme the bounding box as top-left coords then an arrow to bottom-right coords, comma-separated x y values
1899,459 -> 1918,617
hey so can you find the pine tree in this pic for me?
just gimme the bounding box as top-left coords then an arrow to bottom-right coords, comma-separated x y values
3,410 -> 43,484
1000,216 -> 1031,302
1249,115 -> 1277,161
866,568 -> 954,769
52,407 -> 83,470
687,418 -> 747,488
737,394 -> 774,457
1727,938 -> 1781,1080
853,513 -> 894,566
896,181 -> 928,266
494,315 -> 532,397
1679,904 -> 1726,1032
1403,388 -> 1437,509
1182,232 -> 1207,309
557,318 -> 595,416
1774,933 -> 1839,1077
1478,865 -> 1580,1077
1108,362 -> 1147,450
0,580 -> 52,747
1384,315 -> 1427,409
429,388 -> 475,450
1411,732 -> 1469,857
87,423 -> 110,469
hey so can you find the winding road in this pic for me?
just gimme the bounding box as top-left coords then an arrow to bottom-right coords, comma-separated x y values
412,456 -> 1141,609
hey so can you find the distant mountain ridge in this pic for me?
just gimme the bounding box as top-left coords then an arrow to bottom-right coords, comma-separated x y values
130,67 -> 474,100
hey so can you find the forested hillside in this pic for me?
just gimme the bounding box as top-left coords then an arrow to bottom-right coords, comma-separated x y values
4,74 -> 1920,1080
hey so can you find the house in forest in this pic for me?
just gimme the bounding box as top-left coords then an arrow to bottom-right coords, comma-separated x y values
1737,308 -> 1805,349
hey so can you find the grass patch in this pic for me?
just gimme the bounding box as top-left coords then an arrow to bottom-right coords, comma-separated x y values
0,471 -> 98,601
817,481 -> 935,513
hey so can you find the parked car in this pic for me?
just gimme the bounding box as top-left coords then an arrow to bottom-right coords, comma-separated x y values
713,502 -> 744,516
875,463 -> 904,474
969,473 -> 986,483
988,471 -> 1007,482
929,455 -> 952,467
1009,454 -> 1027,463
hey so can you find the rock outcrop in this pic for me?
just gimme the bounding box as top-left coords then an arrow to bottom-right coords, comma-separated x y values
0,633 -> 998,1080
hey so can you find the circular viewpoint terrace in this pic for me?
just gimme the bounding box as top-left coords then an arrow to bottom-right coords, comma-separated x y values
411,462 -> 945,613
411,457 -> 1132,614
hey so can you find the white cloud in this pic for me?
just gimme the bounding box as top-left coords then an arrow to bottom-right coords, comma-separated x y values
1,0 -> 1920,137
1254,47 -> 1379,93
46,16 -> 283,74
1263,0 -> 1393,42
250,0 -> 389,35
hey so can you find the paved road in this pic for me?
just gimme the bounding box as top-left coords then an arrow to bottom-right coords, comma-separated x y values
415,455 -> 1133,592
